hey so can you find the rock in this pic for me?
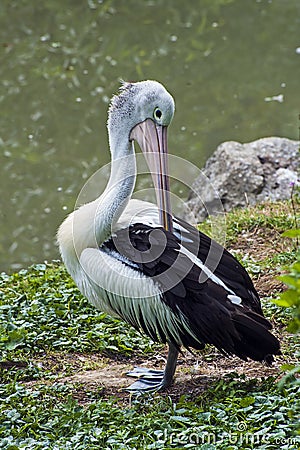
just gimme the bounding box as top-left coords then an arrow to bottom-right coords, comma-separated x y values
185,137 -> 299,222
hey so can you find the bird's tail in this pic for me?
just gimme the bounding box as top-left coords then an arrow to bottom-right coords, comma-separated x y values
231,311 -> 281,364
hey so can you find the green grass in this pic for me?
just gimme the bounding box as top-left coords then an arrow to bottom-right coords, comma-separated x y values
223,200 -> 297,245
0,199 -> 299,449
199,199 -> 297,241
199,200 -> 298,275
0,377 -> 299,449
0,264 -> 157,357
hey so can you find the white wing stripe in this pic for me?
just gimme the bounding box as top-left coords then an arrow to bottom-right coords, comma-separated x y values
179,245 -> 243,305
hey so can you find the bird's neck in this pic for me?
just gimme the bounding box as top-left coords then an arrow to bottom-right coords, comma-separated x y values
57,132 -> 136,278
96,140 -> 136,242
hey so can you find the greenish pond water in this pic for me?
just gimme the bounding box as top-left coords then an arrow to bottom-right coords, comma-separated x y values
0,0 -> 299,272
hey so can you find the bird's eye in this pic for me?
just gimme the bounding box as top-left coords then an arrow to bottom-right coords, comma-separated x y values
154,107 -> 162,120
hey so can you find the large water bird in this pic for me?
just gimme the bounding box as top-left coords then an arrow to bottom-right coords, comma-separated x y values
57,80 -> 280,391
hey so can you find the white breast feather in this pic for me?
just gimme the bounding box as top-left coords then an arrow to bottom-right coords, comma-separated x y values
76,247 -> 188,345
79,247 -> 161,308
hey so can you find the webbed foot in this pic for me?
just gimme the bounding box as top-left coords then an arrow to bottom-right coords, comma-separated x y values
125,367 -> 165,392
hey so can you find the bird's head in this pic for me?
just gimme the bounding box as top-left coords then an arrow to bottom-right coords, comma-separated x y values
108,80 -> 175,133
107,80 -> 175,231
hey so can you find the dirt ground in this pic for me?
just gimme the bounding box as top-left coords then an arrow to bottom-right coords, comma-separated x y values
25,325 -> 295,405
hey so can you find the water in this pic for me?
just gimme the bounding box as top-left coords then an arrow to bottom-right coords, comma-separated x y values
0,0 -> 299,272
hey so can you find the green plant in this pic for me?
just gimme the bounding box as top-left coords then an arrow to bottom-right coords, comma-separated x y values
275,229 -> 300,334
274,228 -> 300,393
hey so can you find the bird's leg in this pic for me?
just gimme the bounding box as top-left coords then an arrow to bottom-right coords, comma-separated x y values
162,342 -> 179,387
125,342 -> 179,392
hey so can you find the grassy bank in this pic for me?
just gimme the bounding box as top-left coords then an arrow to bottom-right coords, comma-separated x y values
0,200 -> 299,449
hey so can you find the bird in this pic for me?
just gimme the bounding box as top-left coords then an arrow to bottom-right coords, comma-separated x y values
57,80 -> 281,392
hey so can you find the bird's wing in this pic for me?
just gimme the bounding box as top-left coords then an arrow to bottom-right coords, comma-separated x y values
79,246 -> 191,347
172,216 -> 263,315
118,200 -> 261,313
103,223 -> 280,362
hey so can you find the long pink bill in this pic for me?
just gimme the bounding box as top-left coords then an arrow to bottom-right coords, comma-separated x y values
130,118 -> 173,232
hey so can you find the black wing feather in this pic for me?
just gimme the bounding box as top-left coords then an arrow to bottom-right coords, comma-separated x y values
173,216 -> 263,314
103,222 -> 280,363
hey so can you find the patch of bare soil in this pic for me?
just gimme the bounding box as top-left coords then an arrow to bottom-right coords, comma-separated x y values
255,273 -> 286,297
228,227 -> 294,297
25,332 -> 296,405
230,228 -> 293,262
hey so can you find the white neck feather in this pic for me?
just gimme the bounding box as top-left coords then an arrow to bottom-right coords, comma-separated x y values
57,136 -> 136,277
